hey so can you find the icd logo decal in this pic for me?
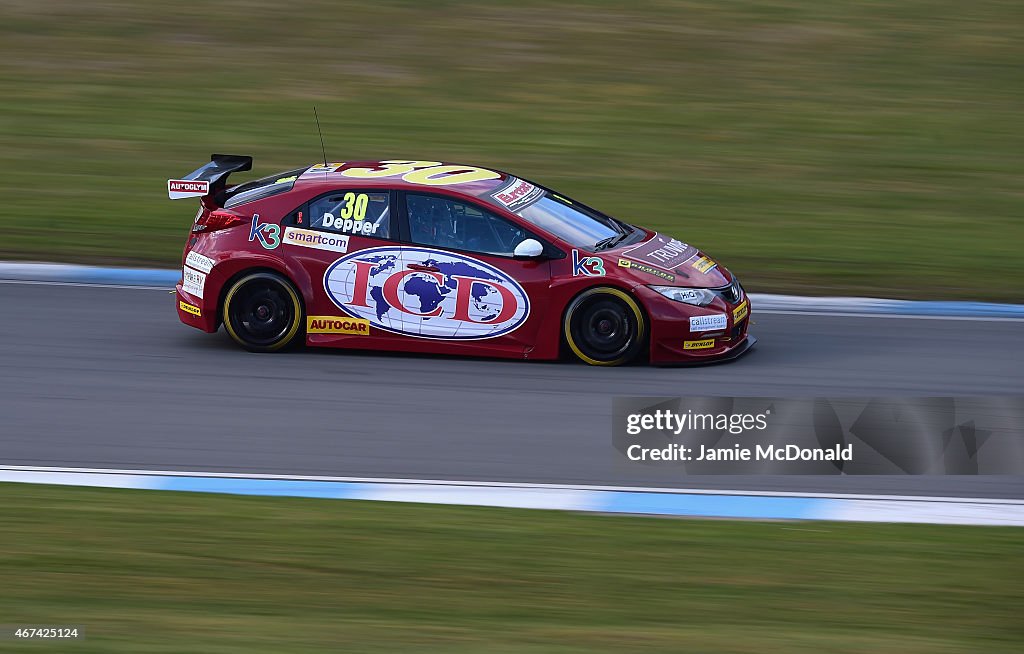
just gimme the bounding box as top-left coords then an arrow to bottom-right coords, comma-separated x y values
324,246 -> 530,340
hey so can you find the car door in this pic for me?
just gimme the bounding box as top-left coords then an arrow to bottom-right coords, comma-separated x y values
350,191 -> 551,356
279,188 -> 410,346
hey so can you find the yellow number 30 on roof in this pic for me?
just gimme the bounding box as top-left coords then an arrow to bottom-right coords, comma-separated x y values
341,160 -> 501,186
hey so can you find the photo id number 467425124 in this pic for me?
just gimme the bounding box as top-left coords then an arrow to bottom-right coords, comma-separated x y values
1,625 -> 83,640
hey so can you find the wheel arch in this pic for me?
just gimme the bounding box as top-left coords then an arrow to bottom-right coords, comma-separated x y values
218,268 -> 307,352
215,264 -> 308,331
558,282 -> 650,365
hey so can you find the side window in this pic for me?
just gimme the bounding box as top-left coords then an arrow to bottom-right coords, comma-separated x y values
309,190 -> 390,238
406,194 -> 530,256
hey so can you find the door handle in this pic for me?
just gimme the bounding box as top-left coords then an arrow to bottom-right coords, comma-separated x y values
407,263 -> 440,273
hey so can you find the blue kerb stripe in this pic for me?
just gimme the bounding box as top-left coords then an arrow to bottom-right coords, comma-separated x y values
3,470 -> 1022,525
74,268 -> 180,286
158,476 -> 363,499
149,477 -> 826,520
889,301 -> 1024,318
598,491 -> 824,520
0,264 -> 179,287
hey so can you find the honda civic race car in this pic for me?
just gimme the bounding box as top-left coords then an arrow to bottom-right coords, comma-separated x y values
169,154 -> 755,366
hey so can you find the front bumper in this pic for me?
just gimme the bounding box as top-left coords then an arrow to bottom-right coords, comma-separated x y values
637,285 -> 756,365
652,333 -> 757,367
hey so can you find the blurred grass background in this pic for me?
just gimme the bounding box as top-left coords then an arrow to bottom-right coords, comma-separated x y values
0,0 -> 1020,300
3,483 -> 1023,653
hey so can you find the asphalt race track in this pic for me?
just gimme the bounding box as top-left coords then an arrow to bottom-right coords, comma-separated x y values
2,282 -> 1022,498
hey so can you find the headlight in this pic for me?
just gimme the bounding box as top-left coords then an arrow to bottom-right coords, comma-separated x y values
649,285 -> 716,306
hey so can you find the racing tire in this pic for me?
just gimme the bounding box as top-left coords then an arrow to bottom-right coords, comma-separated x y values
221,272 -> 304,353
563,287 -> 646,366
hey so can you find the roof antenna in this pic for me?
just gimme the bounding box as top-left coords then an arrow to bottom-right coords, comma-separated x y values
313,106 -> 328,179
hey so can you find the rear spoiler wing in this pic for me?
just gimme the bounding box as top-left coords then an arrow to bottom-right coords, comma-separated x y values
167,154 -> 253,200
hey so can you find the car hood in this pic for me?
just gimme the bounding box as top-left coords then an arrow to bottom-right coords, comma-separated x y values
604,232 -> 731,288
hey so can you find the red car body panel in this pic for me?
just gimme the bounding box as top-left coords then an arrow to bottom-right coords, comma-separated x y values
173,159 -> 754,365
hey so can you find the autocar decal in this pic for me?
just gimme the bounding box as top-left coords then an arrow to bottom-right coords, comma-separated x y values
324,246 -> 530,340
306,316 -> 370,335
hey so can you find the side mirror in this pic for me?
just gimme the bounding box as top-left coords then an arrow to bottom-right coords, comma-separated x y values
513,238 -> 545,258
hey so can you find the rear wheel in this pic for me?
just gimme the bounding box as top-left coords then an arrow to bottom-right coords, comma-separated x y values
563,287 -> 646,366
221,272 -> 303,352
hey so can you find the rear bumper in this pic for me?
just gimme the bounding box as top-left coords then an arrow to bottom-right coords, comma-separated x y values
175,283 -> 219,333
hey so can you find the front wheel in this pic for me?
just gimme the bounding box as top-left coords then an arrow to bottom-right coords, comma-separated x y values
221,272 -> 303,352
563,287 -> 646,366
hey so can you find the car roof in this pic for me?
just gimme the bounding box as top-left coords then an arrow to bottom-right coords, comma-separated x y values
293,160 -> 514,199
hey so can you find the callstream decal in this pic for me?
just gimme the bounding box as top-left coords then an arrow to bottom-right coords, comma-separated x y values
185,251 -> 214,273
689,314 -> 727,332
324,246 -> 530,340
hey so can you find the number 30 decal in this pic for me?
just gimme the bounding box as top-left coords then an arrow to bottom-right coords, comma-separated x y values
341,160 -> 501,186
339,192 -> 369,221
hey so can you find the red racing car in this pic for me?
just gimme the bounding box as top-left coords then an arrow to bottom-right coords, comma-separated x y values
169,155 -> 754,366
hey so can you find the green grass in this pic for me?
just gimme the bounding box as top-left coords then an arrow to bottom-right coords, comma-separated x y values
1,1 -> 1021,300
2,483 -> 1022,652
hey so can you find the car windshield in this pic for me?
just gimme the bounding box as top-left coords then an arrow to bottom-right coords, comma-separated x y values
514,193 -> 623,248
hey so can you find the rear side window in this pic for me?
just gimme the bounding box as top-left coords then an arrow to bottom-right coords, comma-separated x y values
309,190 -> 390,238
223,168 -> 304,208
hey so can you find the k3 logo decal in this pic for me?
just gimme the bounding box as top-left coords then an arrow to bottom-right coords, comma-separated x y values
571,250 -> 605,277
248,214 -> 281,250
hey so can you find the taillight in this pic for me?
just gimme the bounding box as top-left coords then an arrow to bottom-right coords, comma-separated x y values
193,210 -> 243,233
